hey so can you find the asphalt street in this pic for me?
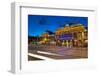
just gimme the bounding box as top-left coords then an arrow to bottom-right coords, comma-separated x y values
28,45 -> 88,60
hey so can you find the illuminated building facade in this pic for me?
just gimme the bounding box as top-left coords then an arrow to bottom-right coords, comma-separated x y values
55,23 -> 88,47
34,23 -> 87,47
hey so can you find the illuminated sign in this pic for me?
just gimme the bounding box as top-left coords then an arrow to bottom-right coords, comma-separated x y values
59,34 -> 73,40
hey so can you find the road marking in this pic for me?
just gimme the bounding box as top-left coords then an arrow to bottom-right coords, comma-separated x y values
37,51 -> 63,56
28,53 -> 54,60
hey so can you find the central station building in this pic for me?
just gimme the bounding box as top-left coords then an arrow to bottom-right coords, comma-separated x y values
55,23 -> 87,47
39,23 -> 88,47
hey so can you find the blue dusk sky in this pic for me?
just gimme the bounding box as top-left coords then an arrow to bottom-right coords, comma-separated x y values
28,15 -> 88,37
